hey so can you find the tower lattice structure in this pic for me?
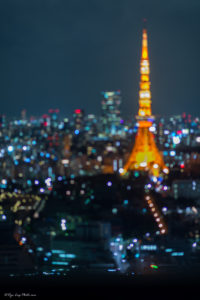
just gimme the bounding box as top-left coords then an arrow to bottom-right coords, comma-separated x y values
123,27 -> 168,177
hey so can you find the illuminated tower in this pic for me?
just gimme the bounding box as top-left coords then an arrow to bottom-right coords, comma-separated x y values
123,26 -> 168,177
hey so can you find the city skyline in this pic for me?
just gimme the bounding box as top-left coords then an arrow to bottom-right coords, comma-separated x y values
1,0 -> 200,291
0,0 -> 200,118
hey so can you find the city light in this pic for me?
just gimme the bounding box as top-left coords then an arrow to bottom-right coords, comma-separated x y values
7,146 -> 14,152
150,264 -> 158,269
0,15 -> 199,281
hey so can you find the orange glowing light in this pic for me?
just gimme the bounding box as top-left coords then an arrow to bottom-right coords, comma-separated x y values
122,26 -> 168,178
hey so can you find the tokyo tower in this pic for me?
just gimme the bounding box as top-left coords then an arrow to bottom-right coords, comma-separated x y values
122,25 -> 168,178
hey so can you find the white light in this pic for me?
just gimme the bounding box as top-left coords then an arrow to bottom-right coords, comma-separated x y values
173,136 -> 181,145
152,176 -> 157,183
196,137 -> 200,143
107,181 -> 112,187
21,237 -> 26,243
140,162 -> 147,167
163,168 -> 169,174
119,168 -> 124,174
170,151 -> 176,157
156,218 -> 160,222
45,178 -> 52,187
182,129 -> 189,134
40,188 -> 45,193
158,223 -> 163,228
162,207 -> 167,212
153,164 -> 158,169
149,126 -> 156,133
192,242 -> 197,248
119,245 -> 123,251
133,238 -> 138,243
8,146 -> 14,152
62,159 -> 69,164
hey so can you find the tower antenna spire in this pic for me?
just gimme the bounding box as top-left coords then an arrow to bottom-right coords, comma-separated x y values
143,18 -> 147,29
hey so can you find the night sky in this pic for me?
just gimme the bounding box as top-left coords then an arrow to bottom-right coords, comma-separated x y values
0,0 -> 200,119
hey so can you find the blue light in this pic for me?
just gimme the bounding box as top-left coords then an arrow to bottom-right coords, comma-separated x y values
46,153 -> 50,158
24,158 -> 31,163
74,129 -> 80,135
52,262 -> 69,266
40,152 -> 44,157
165,248 -> 173,253
171,252 -> 184,256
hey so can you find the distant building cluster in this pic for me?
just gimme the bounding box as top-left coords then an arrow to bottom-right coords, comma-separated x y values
0,94 -> 199,188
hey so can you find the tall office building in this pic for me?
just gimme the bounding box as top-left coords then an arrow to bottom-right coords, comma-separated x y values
73,109 -> 85,132
101,91 -> 122,136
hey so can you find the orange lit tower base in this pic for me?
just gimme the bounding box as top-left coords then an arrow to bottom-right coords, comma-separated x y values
123,28 -> 168,178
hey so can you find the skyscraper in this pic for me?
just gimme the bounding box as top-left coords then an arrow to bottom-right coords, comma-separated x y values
122,26 -> 168,178
101,91 -> 122,136
73,109 -> 85,133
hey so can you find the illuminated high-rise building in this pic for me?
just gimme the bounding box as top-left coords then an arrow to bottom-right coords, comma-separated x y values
73,109 -> 85,133
101,91 -> 122,136
48,109 -> 59,128
122,26 -> 168,177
